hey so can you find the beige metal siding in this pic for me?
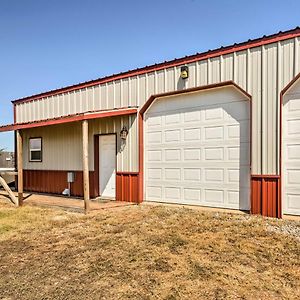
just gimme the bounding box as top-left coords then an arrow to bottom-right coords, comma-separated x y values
16,37 -> 300,175
22,114 -> 138,172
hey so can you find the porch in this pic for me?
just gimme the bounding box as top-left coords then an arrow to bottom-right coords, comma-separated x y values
0,107 -> 139,212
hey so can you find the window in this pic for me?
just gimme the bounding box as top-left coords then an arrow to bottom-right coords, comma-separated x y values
29,138 -> 42,162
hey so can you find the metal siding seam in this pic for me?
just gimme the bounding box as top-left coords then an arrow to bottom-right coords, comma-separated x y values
195,61 -> 199,86
154,71 -> 157,94
296,37 -> 300,74
276,42 -> 281,175
127,78 -> 130,107
113,81 -> 116,108
261,45 -> 266,174
246,49 -> 251,92
220,55 -> 224,82
207,58 -> 211,84
99,84 -> 103,110
120,79 -> 124,107
233,52 -> 237,82
120,117 -> 123,172
129,115 -> 132,172
294,37 -> 298,76
136,77 -> 140,106
105,83 -> 108,110
92,86 -> 95,111
79,89 -> 82,113
164,69 -> 167,92
145,73 -> 149,97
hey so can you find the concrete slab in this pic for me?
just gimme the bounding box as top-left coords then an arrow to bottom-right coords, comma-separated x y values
0,190 -> 135,212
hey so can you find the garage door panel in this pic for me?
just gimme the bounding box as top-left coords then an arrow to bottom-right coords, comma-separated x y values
184,128 -> 201,141
286,169 -> 300,185
285,194 -> 300,213
287,96 -> 300,112
145,88 -> 250,210
204,147 -> 224,160
287,144 -> 300,159
146,115 -> 162,127
184,188 -> 201,202
204,126 -> 224,140
147,150 -> 162,162
147,168 -> 162,180
183,148 -> 201,160
146,183 -> 249,209
204,168 -> 224,182
183,168 -> 201,181
147,131 -> 162,144
165,113 -> 180,124
287,119 -> 300,135
283,93 -> 300,215
146,186 -> 162,200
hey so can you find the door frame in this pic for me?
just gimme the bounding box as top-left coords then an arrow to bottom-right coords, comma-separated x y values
94,133 -> 117,198
138,81 -> 252,206
280,72 -> 300,217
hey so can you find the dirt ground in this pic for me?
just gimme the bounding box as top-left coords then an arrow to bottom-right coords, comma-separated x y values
0,199 -> 299,300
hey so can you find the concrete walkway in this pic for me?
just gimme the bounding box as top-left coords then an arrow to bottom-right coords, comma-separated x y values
0,190 -> 135,212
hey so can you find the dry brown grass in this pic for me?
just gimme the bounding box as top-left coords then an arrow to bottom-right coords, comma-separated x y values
0,199 -> 299,300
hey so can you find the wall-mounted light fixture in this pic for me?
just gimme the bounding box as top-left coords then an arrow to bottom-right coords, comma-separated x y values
120,126 -> 128,140
180,66 -> 189,79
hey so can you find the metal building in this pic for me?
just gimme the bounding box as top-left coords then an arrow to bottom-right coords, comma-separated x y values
1,27 -> 300,217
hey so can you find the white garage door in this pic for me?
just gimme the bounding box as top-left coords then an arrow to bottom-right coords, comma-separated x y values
144,86 -> 250,210
282,85 -> 300,215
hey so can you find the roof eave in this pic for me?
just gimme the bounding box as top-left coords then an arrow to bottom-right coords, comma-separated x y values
11,26 -> 300,105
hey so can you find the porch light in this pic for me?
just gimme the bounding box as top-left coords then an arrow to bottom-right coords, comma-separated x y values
120,126 -> 128,140
180,66 -> 189,79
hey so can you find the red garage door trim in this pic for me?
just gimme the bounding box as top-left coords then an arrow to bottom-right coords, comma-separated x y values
138,81 -> 252,206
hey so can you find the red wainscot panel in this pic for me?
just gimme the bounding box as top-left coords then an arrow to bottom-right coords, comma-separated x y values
23,170 -> 97,198
116,172 -> 139,203
251,175 -> 281,218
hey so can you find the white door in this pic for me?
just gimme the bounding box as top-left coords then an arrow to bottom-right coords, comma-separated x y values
282,86 -> 300,215
144,86 -> 250,210
99,135 -> 116,198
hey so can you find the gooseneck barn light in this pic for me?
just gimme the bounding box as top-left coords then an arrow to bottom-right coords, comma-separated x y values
120,126 -> 128,140
180,66 -> 189,79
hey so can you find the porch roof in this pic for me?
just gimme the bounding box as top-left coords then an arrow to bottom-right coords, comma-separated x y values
0,107 -> 137,132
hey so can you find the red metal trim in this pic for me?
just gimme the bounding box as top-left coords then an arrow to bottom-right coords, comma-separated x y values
138,113 -> 144,203
116,172 -> 139,203
251,175 -> 281,218
23,169 -> 96,198
138,81 -> 252,204
93,135 -> 99,197
12,27 -> 300,105
251,174 -> 280,178
116,171 -> 139,175
0,108 -> 137,132
140,81 -> 251,115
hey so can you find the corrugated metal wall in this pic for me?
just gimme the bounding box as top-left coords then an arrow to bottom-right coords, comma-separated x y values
22,114 -> 138,172
17,37 -> 300,175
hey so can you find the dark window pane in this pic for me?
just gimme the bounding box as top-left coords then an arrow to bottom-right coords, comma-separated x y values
31,150 -> 42,161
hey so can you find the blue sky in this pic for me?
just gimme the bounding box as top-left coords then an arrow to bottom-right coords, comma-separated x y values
0,0 -> 299,150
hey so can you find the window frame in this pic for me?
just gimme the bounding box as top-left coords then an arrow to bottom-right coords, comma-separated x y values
29,137 -> 43,162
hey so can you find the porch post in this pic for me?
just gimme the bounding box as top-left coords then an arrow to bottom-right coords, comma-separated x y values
82,120 -> 91,212
16,130 -> 23,206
